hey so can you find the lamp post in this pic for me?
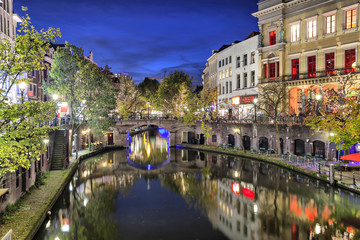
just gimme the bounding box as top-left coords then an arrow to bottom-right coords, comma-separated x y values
19,82 -> 26,103
253,98 -> 258,123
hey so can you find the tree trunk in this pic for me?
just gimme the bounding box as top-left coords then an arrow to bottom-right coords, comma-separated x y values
275,122 -> 281,156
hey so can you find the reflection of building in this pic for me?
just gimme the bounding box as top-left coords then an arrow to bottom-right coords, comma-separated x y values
216,178 -> 260,240
253,0 -> 360,115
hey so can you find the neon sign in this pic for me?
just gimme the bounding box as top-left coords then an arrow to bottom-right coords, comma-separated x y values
242,188 -> 255,199
232,182 -> 240,195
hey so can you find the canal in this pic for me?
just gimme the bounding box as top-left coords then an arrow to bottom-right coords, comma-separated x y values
35,127 -> 360,239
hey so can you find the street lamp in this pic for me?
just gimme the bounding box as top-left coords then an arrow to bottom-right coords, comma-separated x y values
315,93 -> 322,115
253,98 -> 258,123
19,82 -> 26,103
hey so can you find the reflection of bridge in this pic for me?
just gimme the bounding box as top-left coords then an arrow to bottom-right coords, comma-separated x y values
113,120 -> 199,147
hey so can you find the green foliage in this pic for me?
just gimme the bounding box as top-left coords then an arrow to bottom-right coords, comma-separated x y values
43,43 -> 116,142
158,70 -> 194,115
306,74 -> 360,150
0,9 -> 61,102
115,75 -> 140,116
0,101 -> 57,178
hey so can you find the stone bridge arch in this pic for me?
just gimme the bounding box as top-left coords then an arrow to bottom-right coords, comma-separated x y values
113,120 -> 199,147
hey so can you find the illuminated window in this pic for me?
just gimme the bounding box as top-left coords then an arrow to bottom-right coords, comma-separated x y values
325,52 -> 335,75
269,31 -> 276,45
325,14 -> 336,34
269,63 -> 276,78
307,56 -> 316,77
229,67 -> 232,77
345,48 -> 356,73
307,19 -> 317,38
222,70 -> 225,79
345,8 -> 357,29
291,23 -> 300,42
226,68 -> 229,78
219,72 -> 221,80
291,59 -> 299,79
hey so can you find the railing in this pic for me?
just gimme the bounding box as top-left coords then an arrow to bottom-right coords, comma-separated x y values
1,230 -> 12,240
260,67 -> 360,84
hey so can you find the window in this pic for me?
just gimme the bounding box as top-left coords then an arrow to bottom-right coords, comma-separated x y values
29,84 -> 37,97
243,54 -> 247,66
307,56 -> 316,77
269,30 -> 276,45
325,52 -> 335,75
222,86 -> 225,94
229,56 -> 232,63
297,89 -> 303,113
230,82 -> 232,93
226,68 -> 229,78
229,67 -> 232,77
222,70 -> 225,79
226,82 -> 228,94
263,64 -> 267,78
219,72 -> 221,80
243,73 -> 247,88
307,19 -> 317,38
345,8 -> 357,29
222,59 -> 224,66
212,135 -> 217,142
251,71 -> 255,86
345,48 -> 356,73
237,74 -> 240,88
226,58 -> 228,65
219,61 -> 221,67
325,14 -> 336,34
291,59 -> 299,79
236,57 -> 240,68
291,23 -> 300,42
250,52 -> 255,64
269,63 -> 276,78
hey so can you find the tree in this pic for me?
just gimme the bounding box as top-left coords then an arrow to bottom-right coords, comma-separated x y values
115,76 -> 141,117
44,43 -> 116,152
0,8 -> 61,178
256,82 -> 287,154
306,73 -> 360,152
157,70 -> 194,115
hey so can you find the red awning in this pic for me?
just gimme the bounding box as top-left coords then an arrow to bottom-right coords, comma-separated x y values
341,153 -> 360,161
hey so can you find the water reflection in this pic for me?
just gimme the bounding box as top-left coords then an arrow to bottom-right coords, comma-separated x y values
35,149 -> 360,240
128,127 -> 170,170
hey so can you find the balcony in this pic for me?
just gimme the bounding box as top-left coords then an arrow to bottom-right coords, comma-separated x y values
260,67 -> 360,86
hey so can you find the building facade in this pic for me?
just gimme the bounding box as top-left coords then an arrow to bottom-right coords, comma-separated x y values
253,0 -> 360,115
217,33 -> 260,119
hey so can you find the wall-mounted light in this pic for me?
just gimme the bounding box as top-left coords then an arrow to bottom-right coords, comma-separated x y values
330,132 -> 335,137
306,138 -> 309,142
286,137 -> 289,139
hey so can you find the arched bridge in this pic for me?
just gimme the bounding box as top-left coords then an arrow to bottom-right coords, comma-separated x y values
113,119 -> 199,147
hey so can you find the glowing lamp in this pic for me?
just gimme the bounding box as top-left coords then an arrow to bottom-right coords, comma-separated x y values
19,82 -> 26,91
231,97 -> 240,105
253,98 -> 258,104
232,182 -> 240,195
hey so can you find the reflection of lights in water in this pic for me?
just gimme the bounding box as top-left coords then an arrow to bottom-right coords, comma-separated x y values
55,237 -> 60,240
315,223 -> 321,234
234,171 -> 239,178
103,162 -> 107,167
147,164 -> 151,170
254,204 -> 258,213
84,197 -> 89,207
146,142 -> 151,157
62,224 -> 70,232
45,220 -> 51,228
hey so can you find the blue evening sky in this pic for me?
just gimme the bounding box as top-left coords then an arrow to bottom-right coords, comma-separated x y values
14,0 -> 258,84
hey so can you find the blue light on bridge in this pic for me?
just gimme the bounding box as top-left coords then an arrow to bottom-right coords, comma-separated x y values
158,127 -> 169,138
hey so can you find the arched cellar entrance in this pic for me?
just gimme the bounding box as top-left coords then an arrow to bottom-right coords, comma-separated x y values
243,135 -> 251,150
294,139 -> 305,155
259,137 -> 269,150
313,141 -> 325,158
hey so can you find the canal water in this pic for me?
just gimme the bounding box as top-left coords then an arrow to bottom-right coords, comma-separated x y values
34,127 -> 360,240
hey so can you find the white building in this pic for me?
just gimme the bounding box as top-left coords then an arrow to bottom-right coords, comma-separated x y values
1,0 -> 22,104
217,32 -> 259,119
